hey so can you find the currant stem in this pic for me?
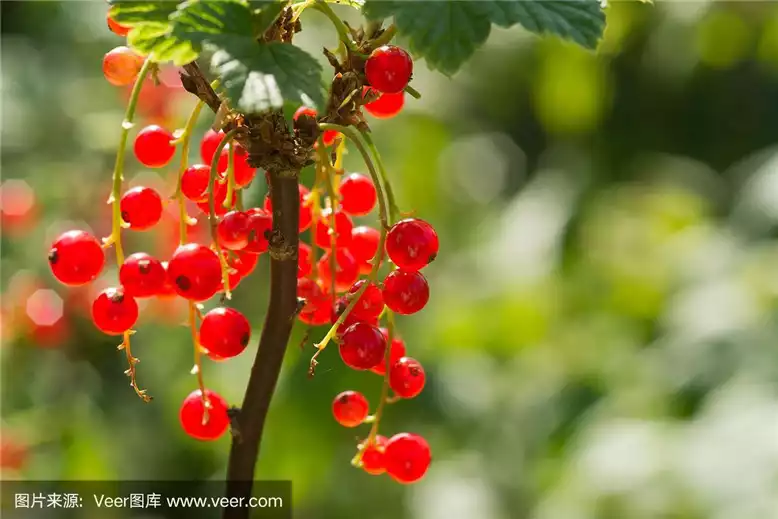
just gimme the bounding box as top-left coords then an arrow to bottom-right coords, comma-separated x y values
224,145 -> 236,210
370,24 -> 397,48
175,98 -> 207,242
312,0 -> 359,52
316,140 -> 339,302
404,85 -> 421,99
358,129 -> 400,224
189,301 -> 210,423
207,128 -> 239,300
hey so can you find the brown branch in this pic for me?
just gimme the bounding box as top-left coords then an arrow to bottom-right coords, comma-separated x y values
180,62 -> 222,113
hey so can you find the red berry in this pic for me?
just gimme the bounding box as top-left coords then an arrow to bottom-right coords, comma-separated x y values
293,107 -> 338,146
91,287 -> 138,335
264,185 -> 312,232
298,278 -> 327,312
339,322 -> 386,370
48,230 -> 105,286
119,252 -> 166,297
232,145 -> 256,188
371,329 -> 407,376
389,357 -> 425,399
106,12 -> 130,37
350,225 -> 381,262
157,261 -> 177,298
199,307 -> 251,359
217,211 -> 250,251
243,209 -> 272,254
224,259 -> 242,291
331,296 -> 378,335
134,125 -> 176,168
361,435 -> 388,475
332,390 -> 369,427
102,46 -> 143,86
120,186 -> 163,230
384,433 -> 431,484
317,249 -> 358,293
348,280 -> 384,320
181,164 -> 212,202
167,244 -> 222,301
201,130 -> 229,171
315,208 -> 353,249
298,301 -> 331,326
298,242 -> 313,278
195,178 -> 234,217
382,270 -> 429,315
362,87 -> 405,119
179,389 -> 230,441
227,250 -> 258,277
365,45 -> 413,94
340,173 -> 377,216
386,218 -> 438,272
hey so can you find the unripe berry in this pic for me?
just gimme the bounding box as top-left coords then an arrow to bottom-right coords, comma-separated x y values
339,173 -> 377,216
339,322 -> 386,370
332,390 -> 369,427
385,218 -> 438,272
102,46 -> 143,86
199,307 -> 251,359
382,270 -> 429,315
48,230 -> 105,286
92,287 -> 138,335
384,433 -> 431,484
134,125 -> 176,168
389,357 -> 425,399
120,252 -> 166,298
179,389 -> 229,441
365,45 -> 413,94
120,186 -> 163,230
167,244 -> 222,301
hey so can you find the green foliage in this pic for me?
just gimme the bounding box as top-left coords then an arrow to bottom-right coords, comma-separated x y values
363,0 -> 606,75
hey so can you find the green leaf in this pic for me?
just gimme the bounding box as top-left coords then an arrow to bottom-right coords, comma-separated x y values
128,22 -> 199,65
211,41 -> 325,114
108,1 -> 180,24
249,0 -> 287,35
325,0 -> 365,7
488,0 -> 605,50
363,0 -> 605,75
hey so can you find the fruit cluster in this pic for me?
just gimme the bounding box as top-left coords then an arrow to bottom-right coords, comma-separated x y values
47,8 -> 434,483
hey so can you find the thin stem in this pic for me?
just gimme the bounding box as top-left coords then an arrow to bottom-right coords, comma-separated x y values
312,0 -> 359,52
189,302 -> 210,422
224,145 -> 236,210
175,99 -> 207,241
404,85 -> 421,99
359,129 -> 400,224
316,141 -> 339,302
208,129 -> 239,300
370,24 -> 397,48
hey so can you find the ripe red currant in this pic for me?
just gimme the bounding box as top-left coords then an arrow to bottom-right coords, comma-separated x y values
227,250 -> 259,278
332,390 -> 369,427
382,270 -> 429,315
264,184 -> 312,232
243,209 -> 272,254
196,179 -> 235,217
371,329 -> 406,376
119,252 -> 166,298
385,218 -> 438,271
92,287 -> 138,335
232,145 -> 256,188
339,173 -> 377,216
293,107 -> 338,146
157,261 -> 177,298
106,13 -> 130,37
348,280 -> 384,320
362,87 -> 405,119
331,296 -> 379,335
384,433 -> 431,484
361,435 -> 388,475
365,45 -> 413,94
200,130 -> 229,171
181,164 -> 212,202
102,46 -> 143,86
315,208 -> 353,249
339,322 -> 386,370
120,186 -> 163,230
48,230 -> 105,286
179,389 -> 230,441
298,242 -> 313,278
389,357 -> 425,399
317,249 -> 358,293
199,307 -> 251,359
134,125 -> 176,168
217,211 -> 250,251
167,244 -> 222,301
350,226 -> 380,262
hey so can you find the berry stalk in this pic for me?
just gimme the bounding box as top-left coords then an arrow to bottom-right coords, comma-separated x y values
359,129 -> 400,223
207,128 -> 239,300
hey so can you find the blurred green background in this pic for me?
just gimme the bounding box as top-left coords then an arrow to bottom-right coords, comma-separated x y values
3,1 -> 778,518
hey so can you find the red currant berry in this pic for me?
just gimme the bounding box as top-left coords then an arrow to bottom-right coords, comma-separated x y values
179,389 -> 229,441
386,218 -> 438,272
120,186 -> 163,230
350,225 -> 380,262
167,244 -> 222,301
298,242 -> 313,278
317,249 -> 358,293
217,211 -> 250,251
48,230 -> 105,286
134,125 -> 176,168
106,12 -> 130,37
298,278 -> 327,313
340,173 -> 377,216
225,260 -> 242,291
361,435 -> 388,475
389,357 -> 425,399
157,261 -> 177,298
382,270 -> 429,315
181,164 -> 212,202
371,329 -> 407,376
331,296 -> 379,335
332,390 -> 369,427
243,209 -> 272,254
384,433 -> 431,484
339,322 -> 386,370
293,107 -> 338,146
365,45 -> 413,94
92,287 -> 138,335
298,301 -> 331,326
232,145 -> 256,188
315,208 -> 353,249
195,179 -> 234,217
119,252 -> 166,298
199,307 -> 251,359
348,280 -> 384,320
264,184 -> 312,232
102,46 -> 143,86
228,250 -> 258,277
201,130 -> 229,171
362,87 -> 405,119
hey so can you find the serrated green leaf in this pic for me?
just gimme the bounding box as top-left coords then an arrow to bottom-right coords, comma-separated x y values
211,41 -> 325,114
108,1 -> 180,24
489,0 -> 605,50
128,22 -> 199,65
249,0 -> 287,35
